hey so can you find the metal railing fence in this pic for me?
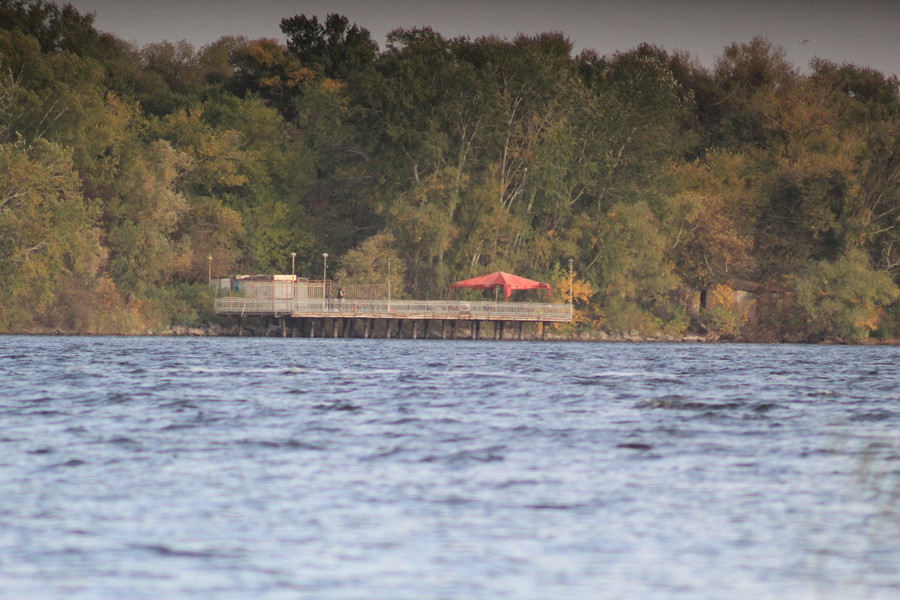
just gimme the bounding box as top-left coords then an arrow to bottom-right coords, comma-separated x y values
214,297 -> 572,322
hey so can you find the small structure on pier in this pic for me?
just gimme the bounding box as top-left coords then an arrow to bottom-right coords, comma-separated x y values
450,271 -> 551,302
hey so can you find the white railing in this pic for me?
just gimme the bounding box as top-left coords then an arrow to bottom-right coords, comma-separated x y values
214,297 -> 572,322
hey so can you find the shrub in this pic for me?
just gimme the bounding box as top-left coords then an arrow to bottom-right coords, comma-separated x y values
791,250 -> 899,341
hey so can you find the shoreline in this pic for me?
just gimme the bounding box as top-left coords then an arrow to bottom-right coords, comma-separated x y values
5,322 -> 898,345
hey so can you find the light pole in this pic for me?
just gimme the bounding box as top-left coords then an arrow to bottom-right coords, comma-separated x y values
322,253 -> 328,303
387,258 -> 391,310
290,252 -> 296,277
208,255 -> 212,286
568,259 -> 574,305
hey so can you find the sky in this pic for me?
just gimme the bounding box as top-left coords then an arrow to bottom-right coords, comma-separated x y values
64,0 -> 900,77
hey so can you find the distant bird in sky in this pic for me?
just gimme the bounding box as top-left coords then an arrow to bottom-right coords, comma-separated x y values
799,38 -> 815,45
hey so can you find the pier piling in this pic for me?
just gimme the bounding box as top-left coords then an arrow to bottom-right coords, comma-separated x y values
215,294 -> 572,340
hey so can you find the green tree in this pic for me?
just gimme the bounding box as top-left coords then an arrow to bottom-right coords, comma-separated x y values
791,250 -> 899,341
104,139 -> 190,293
583,46 -> 697,198
91,33 -> 181,117
229,37 -> 312,118
0,27 -> 142,181
713,36 -> 799,150
140,40 -> 202,96
280,13 -> 378,79
592,202 -> 685,335
0,0 -> 98,55
0,140 -> 105,330
808,62 -> 900,279
333,231 -> 406,297
664,151 -> 755,289
350,28 -> 494,294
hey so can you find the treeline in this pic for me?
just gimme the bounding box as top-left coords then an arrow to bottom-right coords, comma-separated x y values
2,1 -> 899,340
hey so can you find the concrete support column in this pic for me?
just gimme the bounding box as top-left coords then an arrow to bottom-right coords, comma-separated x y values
412,320 -> 418,340
450,320 -> 456,340
518,321 -> 524,341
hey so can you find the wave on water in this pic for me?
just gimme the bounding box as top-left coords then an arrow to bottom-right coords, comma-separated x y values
617,442 -> 654,450
848,410 -> 898,422
5,337 -> 900,600
51,458 -> 87,468
571,371 -> 683,384
635,395 -> 744,411
128,543 -> 235,559
419,445 -> 507,465
313,401 -> 363,411
232,438 -> 324,451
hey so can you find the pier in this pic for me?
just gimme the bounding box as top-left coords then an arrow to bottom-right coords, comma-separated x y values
213,277 -> 572,340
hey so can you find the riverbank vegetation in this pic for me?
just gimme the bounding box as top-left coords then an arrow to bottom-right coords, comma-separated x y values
2,1 -> 899,341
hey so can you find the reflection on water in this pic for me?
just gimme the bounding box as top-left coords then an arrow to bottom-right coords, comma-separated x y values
1,336 -> 899,599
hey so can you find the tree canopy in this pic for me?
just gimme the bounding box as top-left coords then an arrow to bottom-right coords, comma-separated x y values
2,3 -> 899,340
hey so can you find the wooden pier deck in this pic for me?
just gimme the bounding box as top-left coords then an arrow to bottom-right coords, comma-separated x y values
213,297 -> 573,339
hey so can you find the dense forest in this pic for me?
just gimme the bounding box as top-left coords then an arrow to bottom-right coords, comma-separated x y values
2,1 -> 900,341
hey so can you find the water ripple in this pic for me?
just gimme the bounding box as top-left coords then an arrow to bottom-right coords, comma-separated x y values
1,337 -> 900,600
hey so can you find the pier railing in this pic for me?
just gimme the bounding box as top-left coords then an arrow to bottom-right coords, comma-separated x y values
214,297 -> 572,322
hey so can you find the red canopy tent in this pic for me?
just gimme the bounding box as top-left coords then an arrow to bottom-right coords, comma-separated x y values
450,271 -> 551,302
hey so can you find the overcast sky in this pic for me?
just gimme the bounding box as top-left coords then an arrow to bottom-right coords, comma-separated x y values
65,0 -> 900,77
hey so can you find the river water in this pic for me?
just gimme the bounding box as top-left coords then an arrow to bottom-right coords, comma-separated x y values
1,336 -> 899,599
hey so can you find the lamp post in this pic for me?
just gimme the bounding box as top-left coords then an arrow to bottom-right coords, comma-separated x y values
322,253 -> 328,304
387,258 -> 391,311
290,252 -> 296,277
208,255 -> 212,286
568,259 -> 574,304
